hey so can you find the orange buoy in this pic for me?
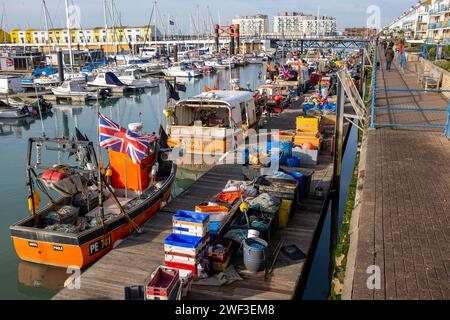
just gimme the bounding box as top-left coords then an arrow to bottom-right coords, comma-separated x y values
303,142 -> 314,150
274,95 -> 283,103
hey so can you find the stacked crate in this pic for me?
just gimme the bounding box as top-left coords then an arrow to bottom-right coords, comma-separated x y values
294,116 -> 321,148
164,211 -> 210,276
145,266 -> 180,300
207,239 -> 234,272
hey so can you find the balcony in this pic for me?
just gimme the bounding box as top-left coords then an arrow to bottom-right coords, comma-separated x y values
429,5 -> 450,15
428,23 -> 436,29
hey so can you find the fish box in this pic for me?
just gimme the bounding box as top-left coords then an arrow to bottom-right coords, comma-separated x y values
256,176 -> 298,201
296,116 -> 319,133
145,266 -> 180,300
292,147 -> 319,166
164,233 -> 204,257
293,132 -> 321,148
207,239 -> 233,263
194,206 -> 229,222
165,260 -> 197,276
172,211 -> 209,237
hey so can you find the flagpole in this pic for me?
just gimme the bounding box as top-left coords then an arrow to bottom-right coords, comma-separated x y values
96,91 -> 106,227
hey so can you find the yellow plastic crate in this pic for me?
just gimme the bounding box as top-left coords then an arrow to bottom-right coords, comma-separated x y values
294,132 -> 321,148
296,116 -> 319,133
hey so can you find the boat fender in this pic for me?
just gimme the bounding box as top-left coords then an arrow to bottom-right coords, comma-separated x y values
28,190 -> 41,213
151,162 -> 159,177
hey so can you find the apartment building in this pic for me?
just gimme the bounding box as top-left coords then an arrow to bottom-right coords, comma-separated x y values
386,0 -> 450,42
232,14 -> 269,36
274,12 -> 336,37
8,26 -> 158,46
427,0 -> 450,40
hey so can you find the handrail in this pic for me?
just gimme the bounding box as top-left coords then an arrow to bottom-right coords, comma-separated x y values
370,46 -> 377,128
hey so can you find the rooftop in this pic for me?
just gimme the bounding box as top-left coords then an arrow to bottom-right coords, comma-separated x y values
182,90 -> 254,106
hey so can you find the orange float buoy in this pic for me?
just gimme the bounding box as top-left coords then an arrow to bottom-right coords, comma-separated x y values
302,142 -> 314,150
274,95 -> 283,103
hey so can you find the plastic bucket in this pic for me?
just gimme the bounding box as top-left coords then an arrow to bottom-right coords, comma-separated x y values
247,229 -> 260,239
243,237 -> 268,272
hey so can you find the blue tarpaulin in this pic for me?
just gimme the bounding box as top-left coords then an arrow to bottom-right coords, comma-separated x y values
32,67 -> 56,77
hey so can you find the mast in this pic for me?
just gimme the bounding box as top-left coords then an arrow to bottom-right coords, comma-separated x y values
103,0 -> 109,63
153,1 -> 158,56
110,0 -> 117,59
64,0 -> 74,70
42,1 -> 50,56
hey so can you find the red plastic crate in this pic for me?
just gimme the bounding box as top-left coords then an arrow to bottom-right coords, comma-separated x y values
207,239 -> 233,263
165,260 -> 197,276
145,266 -> 179,298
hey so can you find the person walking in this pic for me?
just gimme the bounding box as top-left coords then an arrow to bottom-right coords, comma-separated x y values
385,46 -> 395,71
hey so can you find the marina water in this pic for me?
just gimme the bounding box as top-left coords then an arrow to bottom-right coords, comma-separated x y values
0,64 -> 266,299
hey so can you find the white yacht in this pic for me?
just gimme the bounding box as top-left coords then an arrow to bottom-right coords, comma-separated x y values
51,80 -> 99,100
118,69 -> 160,88
0,100 -> 29,119
87,72 -> 128,88
164,63 -> 202,78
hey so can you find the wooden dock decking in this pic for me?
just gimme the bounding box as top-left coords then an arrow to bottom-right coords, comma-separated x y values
53,100 -> 335,300
348,47 -> 450,300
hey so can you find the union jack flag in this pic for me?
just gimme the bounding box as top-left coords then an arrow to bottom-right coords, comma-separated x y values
98,113 -> 150,164
279,65 -> 292,80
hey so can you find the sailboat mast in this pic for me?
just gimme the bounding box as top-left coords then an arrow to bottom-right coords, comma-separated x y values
64,0 -> 74,70
42,1 -> 50,56
111,0 -> 117,58
103,0 -> 109,63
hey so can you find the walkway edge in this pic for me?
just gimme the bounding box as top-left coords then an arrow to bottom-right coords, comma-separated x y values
341,128 -> 370,299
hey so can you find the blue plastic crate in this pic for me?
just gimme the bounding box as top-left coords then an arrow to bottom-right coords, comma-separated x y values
173,210 -> 209,224
164,233 -> 203,249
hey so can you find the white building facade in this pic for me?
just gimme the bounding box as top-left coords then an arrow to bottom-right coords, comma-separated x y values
274,12 -> 337,37
232,14 -> 269,36
386,0 -> 450,42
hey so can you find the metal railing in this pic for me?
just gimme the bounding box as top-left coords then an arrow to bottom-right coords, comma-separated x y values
370,47 -> 450,138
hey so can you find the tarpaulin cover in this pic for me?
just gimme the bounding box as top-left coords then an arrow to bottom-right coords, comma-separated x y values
105,72 -> 126,86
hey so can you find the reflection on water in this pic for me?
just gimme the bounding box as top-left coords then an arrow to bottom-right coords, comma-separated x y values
0,64 -> 266,299
18,262 -> 68,291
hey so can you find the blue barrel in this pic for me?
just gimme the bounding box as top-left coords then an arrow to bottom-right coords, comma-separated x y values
279,141 -> 293,165
286,156 -> 300,168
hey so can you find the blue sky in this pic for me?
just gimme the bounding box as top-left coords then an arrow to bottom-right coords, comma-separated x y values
2,0 -> 419,31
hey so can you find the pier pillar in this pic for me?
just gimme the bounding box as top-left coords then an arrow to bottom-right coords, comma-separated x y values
235,24 -> 240,55
173,45 -> 178,63
57,47 -> 64,83
214,24 -> 220,53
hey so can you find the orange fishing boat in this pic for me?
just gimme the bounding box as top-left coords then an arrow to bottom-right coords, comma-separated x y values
10,122 -> 176,269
